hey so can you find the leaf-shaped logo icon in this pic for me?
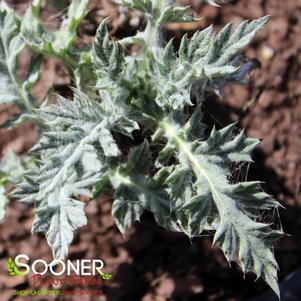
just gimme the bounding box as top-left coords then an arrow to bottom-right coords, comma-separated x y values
99,271 -> 112,280
5,257 -> 25,276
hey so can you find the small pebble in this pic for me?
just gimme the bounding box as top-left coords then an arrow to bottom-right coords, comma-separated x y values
130,16 -> 140,27
260,45 -> 275,61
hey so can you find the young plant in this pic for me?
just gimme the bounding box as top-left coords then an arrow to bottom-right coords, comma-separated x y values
0,0 -> 283,296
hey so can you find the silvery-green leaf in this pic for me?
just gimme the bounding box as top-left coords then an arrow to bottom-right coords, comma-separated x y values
194,123 -> 259,163
10,173 -> 39,204
53,0 -> 89,51
114,116 -> 139,138
187,26 -> 213,62
0,8 -> 27,109
203,65 -> 238,78
165,166 -> 192,209
157,5 -> 194,25
155,143 -> 176,167
216,16 -> 270,65
155,69 -> 194,111
0,149 -> 31,183
21,1 -> 54,55
113,0 -> 152,13
21,0 -> 88,55
122,140 -> 151,174
152,17 -> 269,111
112,197 -> 143,235
14,90 -> 138,259
99,126 -> 120,157
183,105 -> 207,140
0,182 -> 8,222
33,197 -> 87,260
92,21 -> 124,83
182,194 -> 214,235
114,0 -> 194,23
23,55 -> 43,93
110,171 -> 180,233
158,119 -> 282,296
202,0 -> 221,7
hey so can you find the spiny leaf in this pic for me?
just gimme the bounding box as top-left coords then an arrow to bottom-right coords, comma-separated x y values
92,21 -> 124,84
0,150 -> 35,220
112,141 -> 150,234
152,17 -> 268,110
113,0 -> 152,14
112,198 -> 143,235
0,183 -> 8,222
121,140 -> 151,174
216,16 -> 270,65
114,0 -> 194,24
33,198 -> 87,260
157,5 -> 194,25
109,142 -> 180,234
10,167 -> 40,204
14,90 -> 138,260
21,0 -> 88,55
157,119 -> 282,297
110,171 -> 180,233
193,123 -> 259,163
0,8 -> 35,112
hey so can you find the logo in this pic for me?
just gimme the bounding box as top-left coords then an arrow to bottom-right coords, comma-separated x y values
6,257 -> 27,276
5,254 -> 112,280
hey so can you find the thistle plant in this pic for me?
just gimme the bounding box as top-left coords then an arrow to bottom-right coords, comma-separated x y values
0,0 -> 283,296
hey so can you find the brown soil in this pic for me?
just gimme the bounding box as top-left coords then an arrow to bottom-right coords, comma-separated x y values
0,0 -> 300,300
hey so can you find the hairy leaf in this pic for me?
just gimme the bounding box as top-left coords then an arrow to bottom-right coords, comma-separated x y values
152,16 -> 268,110
114,0 -> 193,24
0,150 -> 35,220
21,0 -> 88,56
0,8 -> 37,112
110,171 -> 180,234
33,198 -> 87,260
14,90 -> 138,259
92,21 -> 124,86
110,142 -> 180,234
157,119 -> 282,296
113,0 -> 152,14
0,181 -> 8,222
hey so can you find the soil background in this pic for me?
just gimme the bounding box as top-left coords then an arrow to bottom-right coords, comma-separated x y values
0,0 -> 300,300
